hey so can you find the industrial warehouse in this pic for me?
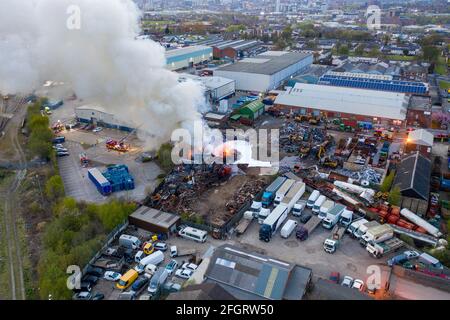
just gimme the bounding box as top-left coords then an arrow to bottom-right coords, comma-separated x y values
165,45 -> 213,71
214,51 -> 313,92
274,82 -> 409,124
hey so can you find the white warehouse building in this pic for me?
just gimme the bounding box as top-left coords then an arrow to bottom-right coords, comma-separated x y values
75,105 -> 134,132
178,74 -> 236,102
165,45 -> 213,71
213,51 -> 313,92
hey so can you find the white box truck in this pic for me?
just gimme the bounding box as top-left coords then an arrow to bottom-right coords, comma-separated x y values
354,220 -> 379,240
292,200 -> 307,217
318,200 -> 334,220
339,208 -> 353,227
360,224 -> 394,247
307,190 -> 320,208
259,204 -> 288,242
322,204 -> 346,229
347,218 -> 368,237
258,208 -> 271,224
273,179 -> 295,206
280,219 -> 298,238
280,181 -> 305,213
312,195 -> 326,214
134,250 -> 164,274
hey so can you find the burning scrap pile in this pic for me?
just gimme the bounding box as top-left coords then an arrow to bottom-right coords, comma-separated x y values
149,163 -> 232,215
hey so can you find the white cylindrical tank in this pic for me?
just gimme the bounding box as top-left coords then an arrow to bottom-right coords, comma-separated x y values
400,208 -> 442,238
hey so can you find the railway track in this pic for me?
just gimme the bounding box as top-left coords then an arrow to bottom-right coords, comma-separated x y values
0,96 -> 27,300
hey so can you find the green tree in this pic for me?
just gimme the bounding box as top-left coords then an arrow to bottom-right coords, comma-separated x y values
157,143 -> 174,172
388,185 -> 402,206
355,44 -> 366,56
380,170 -> 395,192
45,175 -> 65,201
368,47 -> 380,58
422,45 -> 440,63
338,44 -> 349,55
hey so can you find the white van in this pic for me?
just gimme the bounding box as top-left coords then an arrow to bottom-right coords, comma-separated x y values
312,195 -> 326,214
134,250 -> 164,274
148,269 -> 169,295
178,227 -> 207,243
307,190 -> 320,208
170,245 -> 178,257
134,250 -> 145,263
144,264 -> 158,277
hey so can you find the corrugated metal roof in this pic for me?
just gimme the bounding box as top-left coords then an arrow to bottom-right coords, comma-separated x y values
216,51 -> 312,75
240,100 -> 264,113
408,129 -> 434,147
393,152 -> 431,200
274,83 -> 409,121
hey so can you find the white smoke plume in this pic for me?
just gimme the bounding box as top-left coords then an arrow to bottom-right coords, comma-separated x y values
0,0 -> 207,149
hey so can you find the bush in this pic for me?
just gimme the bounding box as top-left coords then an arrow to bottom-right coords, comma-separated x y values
157,143 -> 174,172
45,175 -> 65,202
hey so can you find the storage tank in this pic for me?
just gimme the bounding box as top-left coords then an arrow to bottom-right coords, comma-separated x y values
400,208 -> 442,237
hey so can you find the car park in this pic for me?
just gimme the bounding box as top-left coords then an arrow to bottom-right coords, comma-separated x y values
104,271 -> 121,282
73,292 -> 92,300
165,260 -> 178,276
352,279 -> 364,291
341,276 -> 353,288
175,268 -> 194,280
153,242 -> 168,251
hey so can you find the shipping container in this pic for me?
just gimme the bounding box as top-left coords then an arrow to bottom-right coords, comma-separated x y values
88,168 -> 112,195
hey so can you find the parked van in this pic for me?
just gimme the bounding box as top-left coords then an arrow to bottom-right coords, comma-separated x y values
418,253 -> 443,270
312,195 -> 326,214
148,269 -> 169,295
134,250 -> 145,263
116,269 -> 139,290
307,190 -> 320,208
144,264 -> 158,277
178,227 -> 207,243
280,220 -> 298,238
135,250 -> 164,274
119,234 -> 141,250
170,245 -> 178,257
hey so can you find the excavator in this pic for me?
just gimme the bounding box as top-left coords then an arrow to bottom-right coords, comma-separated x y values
321,157 -> 339,168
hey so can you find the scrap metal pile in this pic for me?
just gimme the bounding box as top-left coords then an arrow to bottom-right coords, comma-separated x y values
149,163 -> 232,215
279,122 -> 328,157
334,167 -> 383,185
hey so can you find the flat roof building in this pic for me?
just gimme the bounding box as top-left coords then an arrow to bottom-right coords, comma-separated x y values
211,39 -> 265,59
214,51 -> 313,92
128,206 -> 180,235
274,83 -> 409,122
75,105 -> 134,131
165,45 -> 213,71
179,74 -> 235,102
204,245 -> 312,300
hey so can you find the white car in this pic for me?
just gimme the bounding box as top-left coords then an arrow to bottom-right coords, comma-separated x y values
104,271 -> 121,282
175,268 -> 194,280
53,144 -> 64,149
181,263 -> 198,271
92,127 -> 103,133
352,279 -> 364,291
404,250 -> 420,260
341,276 -> 353,288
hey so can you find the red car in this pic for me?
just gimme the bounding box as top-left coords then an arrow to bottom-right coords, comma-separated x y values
329,272 -> 340,284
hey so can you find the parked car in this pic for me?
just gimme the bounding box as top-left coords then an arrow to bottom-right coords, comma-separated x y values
52,144 -> 64,149
91,293 -> 104,300
403,250 -> 420,260
73,292 -> 91,300
328,272 -> 340,284
175,268 -> 194,280
56,151 -> 70,157
388,254 -> 408,267
165,260 -> 178,275
86,266 -> 104,277
92,127 -> 103,133
131,277 -> 149,292
341,276 -> 353,288
104,271 -> 121,282
181,263 -> 198,271
299,212 -> 312,224
55,147 -> 68,152
82,275 -> 99,285
153,242 -> 168,252
352,279 -> 364,291
144,264 -> 158,276
73,281 -> 92,293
